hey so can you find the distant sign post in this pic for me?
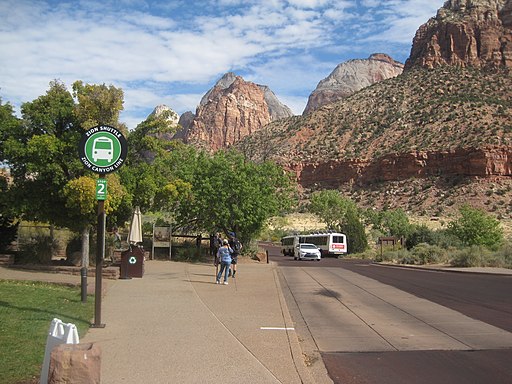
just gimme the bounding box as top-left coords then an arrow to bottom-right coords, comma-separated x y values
79,125 -> 127,328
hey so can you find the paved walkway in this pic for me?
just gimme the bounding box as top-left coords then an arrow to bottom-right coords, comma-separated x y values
2,260 -> 511,383
1,260 -> 330,384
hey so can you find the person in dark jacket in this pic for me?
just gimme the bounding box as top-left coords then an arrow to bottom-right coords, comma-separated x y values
228,235 -> 242,278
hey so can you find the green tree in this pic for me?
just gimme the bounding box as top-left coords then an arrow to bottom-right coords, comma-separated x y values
123,114 -> 293,245
184,150 -> 293,244
153,178 -> 193,224
125,109 -> 179,163
406,224 -> 436,249
1,81 -> 83,227
309,190 -> 353,230
72,81 -> 125,130
448,205 -> 503,250
0,173 -> 18,252
0,81 -> 128,265
0,100 -> 20,251
120,111 -> 184,213
340,205 -> 368,254
0,99 -> 21,161
370,208 -> 411,238
63,174 -> 127,265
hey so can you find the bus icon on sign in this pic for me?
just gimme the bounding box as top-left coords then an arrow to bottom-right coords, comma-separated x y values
92,137 -> 113,162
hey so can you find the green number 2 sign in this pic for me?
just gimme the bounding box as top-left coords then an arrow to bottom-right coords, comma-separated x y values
96,179 -> 107,201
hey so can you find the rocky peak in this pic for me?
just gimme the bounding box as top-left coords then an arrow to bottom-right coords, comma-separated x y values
149,104 -> 180,125
183,73 -> 292,151
303,53 -> 404,115
259,85 -> 294,121
184,74 -> 286,151
200,72 -> 292,121
199,72 -> 237,107
174,111 -> 195,141
404,0 -> 512,70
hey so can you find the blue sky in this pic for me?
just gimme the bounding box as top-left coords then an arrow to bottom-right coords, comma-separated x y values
0,0 -> 445,129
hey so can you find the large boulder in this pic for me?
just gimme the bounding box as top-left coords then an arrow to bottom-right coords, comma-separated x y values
48,343 -> 101,384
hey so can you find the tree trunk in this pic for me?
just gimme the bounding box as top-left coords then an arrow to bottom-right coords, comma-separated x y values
81,227 -> 90,268
50,224 -> 55,258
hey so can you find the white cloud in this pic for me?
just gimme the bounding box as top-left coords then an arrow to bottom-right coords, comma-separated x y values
287,0 -> 331,8
277,94 -> 309,115
359,0 -> 444,44
0,0 -> 447,128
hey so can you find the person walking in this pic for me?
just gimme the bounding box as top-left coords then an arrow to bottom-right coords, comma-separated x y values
213,232 -> 223,275
228,235 -> 242,278
216,239 -> 233,285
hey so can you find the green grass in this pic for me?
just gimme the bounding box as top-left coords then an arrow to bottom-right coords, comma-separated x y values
0,280 -> 94,384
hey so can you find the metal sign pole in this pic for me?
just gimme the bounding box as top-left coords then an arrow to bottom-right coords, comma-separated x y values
92,199 -> 106,328
78,125 -> 127,329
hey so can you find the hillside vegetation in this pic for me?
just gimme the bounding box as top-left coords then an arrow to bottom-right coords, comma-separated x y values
242,66 -> 511,163
238,66 -> 512,219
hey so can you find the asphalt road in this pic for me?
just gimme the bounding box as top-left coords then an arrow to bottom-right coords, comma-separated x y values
263,244 -> 512,384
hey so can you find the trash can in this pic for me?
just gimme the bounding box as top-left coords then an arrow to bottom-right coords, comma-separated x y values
120,246 -> 144,278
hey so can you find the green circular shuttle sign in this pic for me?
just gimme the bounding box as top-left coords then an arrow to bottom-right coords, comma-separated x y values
79,125 -> 127,174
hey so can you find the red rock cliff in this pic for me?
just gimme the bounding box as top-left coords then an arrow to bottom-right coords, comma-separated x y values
291,146 -> 512,188
405,0 -> 512,70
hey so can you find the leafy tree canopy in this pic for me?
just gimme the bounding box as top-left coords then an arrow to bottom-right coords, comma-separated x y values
309,190 -> 355,231
340,205 -> 368,254
448,205 -> 503,250
0,80 -> 127,230
63,174 -> 127,231
72,81 -> 124,130
179,150 -> 293,244
365,208 -> 411,238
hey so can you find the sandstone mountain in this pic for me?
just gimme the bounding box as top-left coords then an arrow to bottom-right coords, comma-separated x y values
175,111 -> 195,141
237,0 -> 512,218
241,65 -> 511,216
405,0 -> 512,69
303,53 -> 404,115
148,104 -> 180,140
175,73 -> 293,151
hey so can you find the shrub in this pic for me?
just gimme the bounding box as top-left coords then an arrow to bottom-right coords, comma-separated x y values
410,243 -> 448,265
376,248 -> 410,263
0,217 -> 18,252
451,246 -> 492,267
65,236 -> 82,258
487,242 -> 512,268
16,234 -> 59,264
398,250 -> 420,265
432,229 -> 462,248
172,246 -> 205,263
406,225 -> 436,249
348,248 -> 376,260
341,206 -> 368,254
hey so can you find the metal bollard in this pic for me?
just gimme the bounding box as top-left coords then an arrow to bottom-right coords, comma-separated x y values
80,267 -> 87,303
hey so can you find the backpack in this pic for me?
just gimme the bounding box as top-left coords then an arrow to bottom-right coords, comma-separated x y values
232,240 -> 241,253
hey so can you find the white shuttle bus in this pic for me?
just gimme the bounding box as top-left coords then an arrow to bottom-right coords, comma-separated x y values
281,235 -> 299,256
281,232 -> 347,257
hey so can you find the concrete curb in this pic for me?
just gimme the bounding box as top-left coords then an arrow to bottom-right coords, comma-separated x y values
373,262 -> 512,276
273,262 -> 334,384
